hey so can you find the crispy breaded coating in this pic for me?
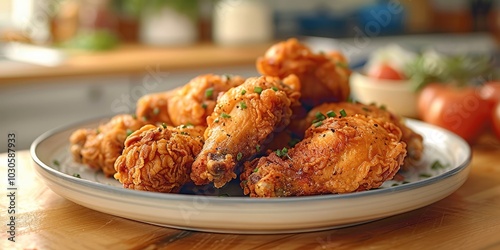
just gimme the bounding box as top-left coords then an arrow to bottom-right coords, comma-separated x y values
256,38 -> 351,110
191,75 -> 301,188
292,102 -> 423,168
114,124 -> 205,193
69,114 -> 146,177
135,74 -> 245,126
241,115 -> 407,197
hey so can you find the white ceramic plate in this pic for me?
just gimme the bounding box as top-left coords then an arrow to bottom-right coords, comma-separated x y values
31,117 -> 471,234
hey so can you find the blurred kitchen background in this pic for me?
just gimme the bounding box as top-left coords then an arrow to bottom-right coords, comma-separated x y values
1,0 -> 499,152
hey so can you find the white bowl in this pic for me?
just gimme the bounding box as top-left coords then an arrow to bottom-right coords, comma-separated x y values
350,71 -> 419,118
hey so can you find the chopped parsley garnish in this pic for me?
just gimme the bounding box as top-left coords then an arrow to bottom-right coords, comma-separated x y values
336,61 -> 348,68
131,114 -> 137,119
431,160 -> 448,170
53,160 -> 60,167
236,152 -> 243,161
239,101 -> 247,109
142,116 -> 148,121
222,74 -> 231,81
201,103 -> 207,109
314,121 -> 323,127
419,173 -> 432,178
256,145 -> 261,152
205,87 -> 214,98
253,167 -> 259,173
272,86 -> 279,91
326,110 -> 336,117
276,147 -> 291,159
72,173 -> 81,178
339,109 -> 347,117
220,113 -> 231,118
254,86 -> 263,94
161,123 -> 167,128
241,89 -> 247,95
214,118 -> 220,123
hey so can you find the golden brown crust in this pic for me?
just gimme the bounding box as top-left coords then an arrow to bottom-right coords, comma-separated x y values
190,75 -> 301,188
291,102 -> 423,168
256,38 -> 351,109
69,114 -> 146,177
114,124 -> 205,193
135,74 -> 245,126
241,115 -> 407,197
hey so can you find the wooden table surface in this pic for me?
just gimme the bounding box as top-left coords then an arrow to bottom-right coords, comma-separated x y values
1,135 -> 500,250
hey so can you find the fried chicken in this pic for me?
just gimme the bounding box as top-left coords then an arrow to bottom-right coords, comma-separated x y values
291,102 -> 423,168
190,75 -> 301,188
114,124 -> 205,193
135,74 -> 245,126
256,38 -> 351,110
69,114 -> 146,177
241,115 -> 407,197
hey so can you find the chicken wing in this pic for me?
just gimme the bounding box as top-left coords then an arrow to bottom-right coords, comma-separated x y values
69,114 -> 146,177
241,115 -> 407,197
135,74 -> 245,126
191,75 -> 301,188
256,38 -> 351,110
291,102 -> 423,168
114,124 -> 205,193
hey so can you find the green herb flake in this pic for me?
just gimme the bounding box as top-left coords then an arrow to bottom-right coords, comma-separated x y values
314,121 -> 323,127
326,110 -> 337,117
272,86 -> 279,91
431,160 -> 448,170
221,113 -> 231,118
218,193 -> 230,197
142,116 -> 148,121
256,145 -> 261,152
131,114 -> 137,119
72,173 -> 81,178
205,87 -> 214,98
53,160 -> 60,167
254,86 -> 263,94
339,109 -> 347,117
419,173 -> 432,178
253,167 -> 259,173
241,89 -> 247,95
153,107 -> 160,115
222,74 -> 231,81
214,118 -> 220,123
239,101 -> 247,109
201,103 -> 208,109
161,123 -> 167,129
236,152 -> 243,161
276,147 -> 289,157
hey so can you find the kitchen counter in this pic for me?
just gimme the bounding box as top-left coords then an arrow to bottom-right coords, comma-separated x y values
1,135 -> 499,249
0,42 -> 271,85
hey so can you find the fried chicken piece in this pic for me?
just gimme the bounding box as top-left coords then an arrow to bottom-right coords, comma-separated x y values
241,115 -> 407,197
191,75 -> 301,188
135,74 -> 245,126
256,38 -> 351,110
69,114 -> 146,177
114,124 -> 205,193
291,102 -> 423,168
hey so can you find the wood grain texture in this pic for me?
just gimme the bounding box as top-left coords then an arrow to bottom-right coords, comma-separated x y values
1,136 -> 500,250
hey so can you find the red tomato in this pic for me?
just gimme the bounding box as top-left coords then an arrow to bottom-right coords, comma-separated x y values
480,81 -> 500,104
418,84 -> 491,142
367,63 -> 405,80
493,103 -> 500,139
